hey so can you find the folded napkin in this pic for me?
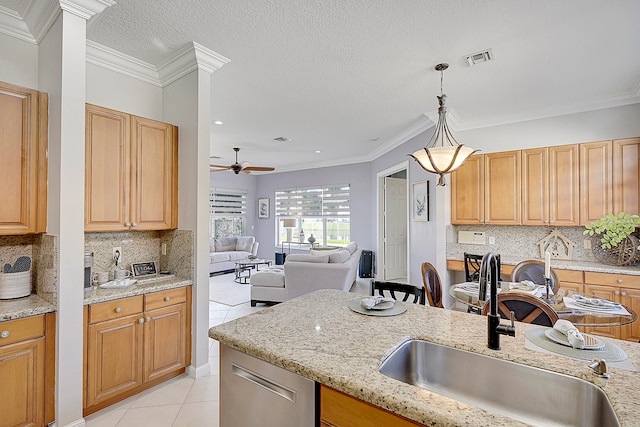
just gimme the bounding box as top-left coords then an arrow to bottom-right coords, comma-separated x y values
553,319 -> 585,349
573,294 -> 621,307
361,296 -> 394,310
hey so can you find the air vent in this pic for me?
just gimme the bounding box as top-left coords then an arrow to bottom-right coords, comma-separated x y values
465,49 -> 494,66
273,136 -> 290,142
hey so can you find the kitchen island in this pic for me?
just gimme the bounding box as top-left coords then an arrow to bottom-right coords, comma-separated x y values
209,289 -> 640,426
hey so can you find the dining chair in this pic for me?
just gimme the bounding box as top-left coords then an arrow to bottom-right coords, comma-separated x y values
421,262 -> 444,308
511,260 -> 559,291
464,252 -> 502,282
371,281 -> 425,305
481,293 -> 559,326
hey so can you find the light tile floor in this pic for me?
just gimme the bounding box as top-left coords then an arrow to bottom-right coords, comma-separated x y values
85,273 -> 370,427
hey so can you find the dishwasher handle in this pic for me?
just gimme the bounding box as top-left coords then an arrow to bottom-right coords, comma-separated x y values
231,363 -> 297,403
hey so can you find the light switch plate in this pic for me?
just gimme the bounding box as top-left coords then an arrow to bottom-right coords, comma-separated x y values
458,231 -> 486,245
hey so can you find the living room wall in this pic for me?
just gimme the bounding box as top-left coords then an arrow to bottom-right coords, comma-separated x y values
209,170 -> 258,239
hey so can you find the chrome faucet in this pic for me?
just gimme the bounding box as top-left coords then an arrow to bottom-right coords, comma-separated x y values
479,253 -> 516,350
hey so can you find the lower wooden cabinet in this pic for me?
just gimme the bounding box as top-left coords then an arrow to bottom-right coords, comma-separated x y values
84,287 -> 191,415
0,313 -> 55,427
320,385 -> 422,427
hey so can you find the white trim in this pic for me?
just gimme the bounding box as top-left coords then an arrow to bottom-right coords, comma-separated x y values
48,418 -> 86,427
0,5 -> 35,43
187,363 -> 212,379
58,0 -> 115,20
157,41 -> 230,87
24,0 -> 61,43
86,40 -> 162,86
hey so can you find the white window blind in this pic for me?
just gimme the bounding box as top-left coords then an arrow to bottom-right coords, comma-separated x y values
275,184 -> 350,217
210,188 -> 247,216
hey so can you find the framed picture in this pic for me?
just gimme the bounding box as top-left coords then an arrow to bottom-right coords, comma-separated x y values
412,181 -> 429,221
258,198 -> 270,218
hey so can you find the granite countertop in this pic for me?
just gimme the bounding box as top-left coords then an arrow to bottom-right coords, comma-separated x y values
448,254 -> 640,276
0,294 -> 56,322
83,275 -> 192,305
209,289 -> 640,426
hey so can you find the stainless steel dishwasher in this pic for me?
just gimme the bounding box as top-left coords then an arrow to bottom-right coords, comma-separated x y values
220,344 -> 316,427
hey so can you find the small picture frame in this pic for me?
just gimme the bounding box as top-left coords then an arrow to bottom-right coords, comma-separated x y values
412,181 -> 429,221
131,261 -> 158,278
258,198 -> 270,219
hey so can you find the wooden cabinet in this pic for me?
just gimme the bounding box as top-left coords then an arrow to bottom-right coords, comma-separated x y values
612,137 -> 639,215
522,145 -> 579,226
0,313 -> 55,427
580,141 -> 612,225
0,81 -> 48,235
320,385 -> 422,427
451,151 -> 521,225
583,272 -> 640,341
85,104 -> 178,232
84,287 -> 190,415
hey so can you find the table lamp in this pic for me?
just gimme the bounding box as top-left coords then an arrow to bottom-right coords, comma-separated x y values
283,218 -> 297,242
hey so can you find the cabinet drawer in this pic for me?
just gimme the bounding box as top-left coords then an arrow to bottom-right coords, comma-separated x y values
555,269 -> 583,283
144,287 -> 187,311
89,296 -> 143,324
0,315 -> 45,347
584,272 -> 640,289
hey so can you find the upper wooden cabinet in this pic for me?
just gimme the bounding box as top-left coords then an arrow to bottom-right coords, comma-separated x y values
613,138 -> 639,216
85,104 -> 178,232
522,145 -> 579,226
451,151 -> 521,225
0,81 -> 48,235
580,140 -> 612,225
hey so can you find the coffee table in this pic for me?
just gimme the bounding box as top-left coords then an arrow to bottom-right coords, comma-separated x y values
234,259 -> 272,284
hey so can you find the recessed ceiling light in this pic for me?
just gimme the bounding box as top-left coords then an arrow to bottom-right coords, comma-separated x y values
213,120 -> 223,125
273,136 -> 290,142
315,150 -> 321,153
370,137 -> 380,142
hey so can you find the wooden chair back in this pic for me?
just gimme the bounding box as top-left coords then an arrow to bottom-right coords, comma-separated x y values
371,281 -> 425,305
482,293 -> 559,326
511,260 -> 559,291
421,262 -> 444,308
464,252 -> 502,282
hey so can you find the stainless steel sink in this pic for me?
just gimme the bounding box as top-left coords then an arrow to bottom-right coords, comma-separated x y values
379,340 -> 619,427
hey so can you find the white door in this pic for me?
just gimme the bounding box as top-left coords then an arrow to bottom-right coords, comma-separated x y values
384,177 -> 408,281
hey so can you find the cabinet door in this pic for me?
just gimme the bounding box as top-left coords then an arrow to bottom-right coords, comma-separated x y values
451,155 -> 484,224
130,116 -> 178,230
0,337 -> 45,427
86,314 -> 144,407
0,81 -> 47,235
85,104 -> 131,232
613,138 -> 639,216
549,144 -> 579,226
484,151 -> 521,225
522,148 -> 548,225
143,303 -> 186,383
620,288 -> 640,342
580,141 -> 612,225
582,284 -> 619,339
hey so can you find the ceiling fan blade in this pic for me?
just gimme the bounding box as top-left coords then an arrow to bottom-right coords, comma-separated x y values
210,168 -> 230,172
209,164 -> 232,169
243,166 -> 275,172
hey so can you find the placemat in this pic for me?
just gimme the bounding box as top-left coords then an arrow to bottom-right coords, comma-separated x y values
348,298 -> 407,316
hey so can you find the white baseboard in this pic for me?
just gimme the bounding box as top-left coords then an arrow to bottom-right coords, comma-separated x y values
49,418 -> 85,427
187,363 -> 211,378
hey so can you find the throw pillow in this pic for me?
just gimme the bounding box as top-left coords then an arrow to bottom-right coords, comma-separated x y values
285,254 -> 329,263
310,248 -> 340,256
214,237 -> 237,252
329,249 -> 351,263
235,236 -> 255,252
345,242 -> 358,255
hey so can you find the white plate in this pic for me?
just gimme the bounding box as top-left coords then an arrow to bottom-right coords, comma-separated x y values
544,329 -> 605,350
348,298 -> 407,317
571,301 -> 617,311
365,300 -> 395,310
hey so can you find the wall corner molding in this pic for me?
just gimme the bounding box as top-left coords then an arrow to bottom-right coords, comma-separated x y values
157,41 -> 230,87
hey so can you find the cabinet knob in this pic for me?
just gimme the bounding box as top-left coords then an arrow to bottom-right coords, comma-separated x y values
146,316 -> 151,322
617,279 -> 623,284
615,291 -> 620,295
132,222 -> 138,227
138,318 -> 145,324
549,220 -> 555,224
622,291 -> 627,297
0,331 -> 9,338
125,222 -> 131,227
164,296 -> 171,301
115,307 -> 122,313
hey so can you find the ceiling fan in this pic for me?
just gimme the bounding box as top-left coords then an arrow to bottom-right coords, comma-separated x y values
210,147 -> 275,174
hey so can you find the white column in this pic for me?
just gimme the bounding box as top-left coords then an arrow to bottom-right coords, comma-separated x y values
38,1 -> 113,425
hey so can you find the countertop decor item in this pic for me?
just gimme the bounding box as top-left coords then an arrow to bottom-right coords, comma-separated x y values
584,212 -> 640,265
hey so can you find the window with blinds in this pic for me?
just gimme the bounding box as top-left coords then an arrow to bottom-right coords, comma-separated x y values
210,188 -> 247,237
275,184 -> 350,246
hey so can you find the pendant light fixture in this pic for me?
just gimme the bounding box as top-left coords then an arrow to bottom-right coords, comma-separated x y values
410,63 -> 477,186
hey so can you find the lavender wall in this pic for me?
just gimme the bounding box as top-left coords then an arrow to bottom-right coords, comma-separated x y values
210,171 -> 259,237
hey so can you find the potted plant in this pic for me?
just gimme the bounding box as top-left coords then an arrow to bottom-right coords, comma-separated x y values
584,212 -> 640,265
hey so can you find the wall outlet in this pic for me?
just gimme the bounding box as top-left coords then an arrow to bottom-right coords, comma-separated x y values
161,243 -> 167,256
584,239 -> 592,249
488,236 -> 496,245
113,247 -> 122,265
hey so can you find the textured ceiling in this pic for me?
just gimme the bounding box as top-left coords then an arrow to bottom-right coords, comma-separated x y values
2,0 -> 639,172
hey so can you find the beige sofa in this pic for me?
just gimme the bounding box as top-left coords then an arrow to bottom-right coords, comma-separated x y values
250,243 -> 362,305
210,236 -> 259,274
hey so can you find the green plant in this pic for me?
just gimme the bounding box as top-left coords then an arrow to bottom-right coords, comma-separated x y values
584,212 -> 640,249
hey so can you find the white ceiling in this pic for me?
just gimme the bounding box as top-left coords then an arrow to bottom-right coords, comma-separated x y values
2,0 -> 639,172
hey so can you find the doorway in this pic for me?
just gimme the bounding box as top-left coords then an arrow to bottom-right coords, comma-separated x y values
376,162 -> 409,282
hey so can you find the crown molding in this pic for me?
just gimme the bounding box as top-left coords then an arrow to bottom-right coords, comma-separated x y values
0,5 -> 35,43
58,0 -> 115,20
365,114 -> 434,162
24,0 -> 61,44
157,42 -> 230,87
86,40 -> 162,86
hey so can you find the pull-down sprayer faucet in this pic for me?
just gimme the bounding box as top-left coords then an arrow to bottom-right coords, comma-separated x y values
479,252 -> 516,350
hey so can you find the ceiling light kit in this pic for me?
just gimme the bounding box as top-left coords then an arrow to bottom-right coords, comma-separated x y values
210,147 -> 275,174
409,63 -> 477,186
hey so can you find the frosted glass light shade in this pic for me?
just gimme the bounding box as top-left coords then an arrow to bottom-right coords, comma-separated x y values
411,145 -> 475,186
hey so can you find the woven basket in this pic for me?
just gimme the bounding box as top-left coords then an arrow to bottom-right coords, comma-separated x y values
0,270 -> 31,299
591,233 -> 640,266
